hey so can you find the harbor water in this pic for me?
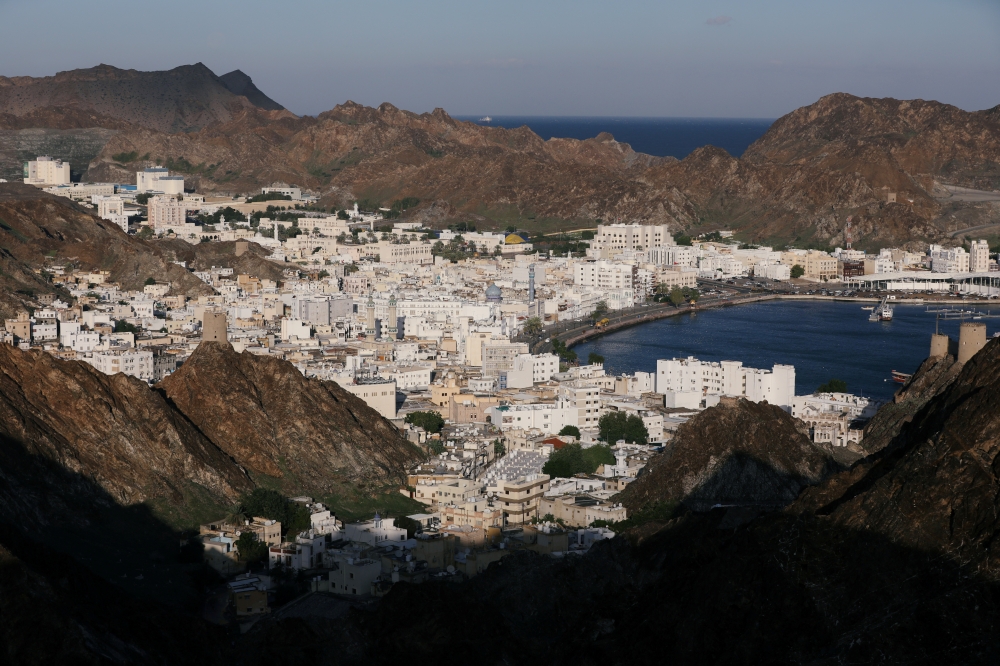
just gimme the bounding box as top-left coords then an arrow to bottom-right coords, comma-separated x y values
573,300 -> 1000,401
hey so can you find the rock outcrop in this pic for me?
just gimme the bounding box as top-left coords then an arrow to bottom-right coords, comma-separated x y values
0,184 -> 213,318
0,344 -> 250,522
617,397 -> 841,513
158,342 -> 421,490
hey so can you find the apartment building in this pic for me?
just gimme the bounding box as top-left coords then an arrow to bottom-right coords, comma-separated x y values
593,223 -> 674,252
487,474 -> 551,525
342,379 -> 398,418
930,244 -> 970,273
89,349 -> 155,381
147,195 -> 188,229
970,240 -> 990,273
505,353 -> 560,389
558,380 -> 605,428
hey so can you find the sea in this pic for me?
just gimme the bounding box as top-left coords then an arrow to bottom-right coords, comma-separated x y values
573,301 -> 1000,402
455,116 -> 776,159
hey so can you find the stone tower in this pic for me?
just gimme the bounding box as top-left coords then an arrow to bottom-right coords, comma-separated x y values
365,292 -> 376,336
958,322 -> 987,364
387,293 -> 398,339
202,310 -> 228,344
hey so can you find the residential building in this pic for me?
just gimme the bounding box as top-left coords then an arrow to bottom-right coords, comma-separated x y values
505,353 -> 560,389
970,240 -> 990,273
342,379 -> 398,419
487,474 -> 551,525
136,167 -> 184,194
656,356 -> 795,411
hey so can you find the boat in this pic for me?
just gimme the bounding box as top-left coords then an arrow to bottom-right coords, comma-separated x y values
479,115 -> 492,123
861,306 -> 875,311
869,296 -> 893,322
891,370 -> 912,384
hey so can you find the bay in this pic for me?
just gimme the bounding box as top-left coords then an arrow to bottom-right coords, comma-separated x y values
573,301 -> 1000,401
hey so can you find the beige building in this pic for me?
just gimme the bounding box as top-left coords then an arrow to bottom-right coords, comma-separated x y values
539,495 -> 627,527
449,392 -> 501,423
24,156 -> 70,186
558,381 -> 606,429
147,195 -> 188,229
970,239 -> 990,273
803,251 -> 838,280
4,311 -> 31,342
487,474 -> 550,525
342,379 -> 398,419
593,223 -> 674,252
482,341 -> 530,378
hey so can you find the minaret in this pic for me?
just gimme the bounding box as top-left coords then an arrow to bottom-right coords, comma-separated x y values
387,293 -> 398,339
366,292 -> 376,336
528,263 -> 535,303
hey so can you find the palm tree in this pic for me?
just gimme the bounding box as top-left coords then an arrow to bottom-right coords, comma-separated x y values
523,316 -> 543,335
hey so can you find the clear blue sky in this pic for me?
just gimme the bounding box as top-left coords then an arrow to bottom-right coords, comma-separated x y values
1,0 -> 997,118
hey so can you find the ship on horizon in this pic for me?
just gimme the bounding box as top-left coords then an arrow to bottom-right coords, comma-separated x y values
479,115 -> 492,123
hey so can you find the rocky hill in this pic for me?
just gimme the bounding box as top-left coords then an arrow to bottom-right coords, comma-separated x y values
0,63 -> 286,133
0,183 -> 213,318
617,397 -> 843,514
158,342 -> 421,492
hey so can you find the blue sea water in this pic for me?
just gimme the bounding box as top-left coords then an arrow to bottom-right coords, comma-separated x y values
574,301 -> 1000,402
455,116 -> 775,159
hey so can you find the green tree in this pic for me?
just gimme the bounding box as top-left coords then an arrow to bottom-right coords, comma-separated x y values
394,515 -> 421,538
591,300 -> 609,322
136,192 -> 151,205
405,410 -> 445,434
817,378 -> 848,394
588,352 -> 604,365
523,317 -> 543,335
144,277 -> 156,286
542,443 -> 616,478
669,286 -> 685,307
558,425 -> 581,439
675,234 -> 693,246
240,489 -> 311,537
114,320 -> 139,334
580,230 -> 595,240
493,439 -> 506,458
790,264 -> 805,279
598,412 -> 648,444
137,226 -> 154,239
236,532 -> 267,564
337,209 -> 350,220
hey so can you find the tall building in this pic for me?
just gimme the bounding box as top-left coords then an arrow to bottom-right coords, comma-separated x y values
147,195 -> 188,229
970,240 -> 990,273
23,157 -> 70,186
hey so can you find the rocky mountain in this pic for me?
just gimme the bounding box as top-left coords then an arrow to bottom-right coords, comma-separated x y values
218,69 -> 284,112
3,61 -> 996,245
0,63 -> 287,133
617,397 -> 844,514
158,342 -> 420,491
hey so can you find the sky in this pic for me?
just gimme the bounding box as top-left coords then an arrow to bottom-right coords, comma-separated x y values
0,0 -> 998,118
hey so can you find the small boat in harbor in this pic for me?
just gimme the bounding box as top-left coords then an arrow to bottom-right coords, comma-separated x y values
861,306 -> 875,311
891,370 -> 912,384
870,296 -> 893,322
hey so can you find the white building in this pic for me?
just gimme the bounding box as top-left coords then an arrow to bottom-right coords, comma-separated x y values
341,379 -> 398,419
656,356 -> 795,411
344,515 -> 408,546
262,185 -> 302,200
505,353 -> 560,389
89,350 -> 155,382
929,244 -> 970,273
23,157 -> 70,186
573,261 -> 637,310
136,167 -> 184,194
94,195 -> 130,232
488,401 -> 578,434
